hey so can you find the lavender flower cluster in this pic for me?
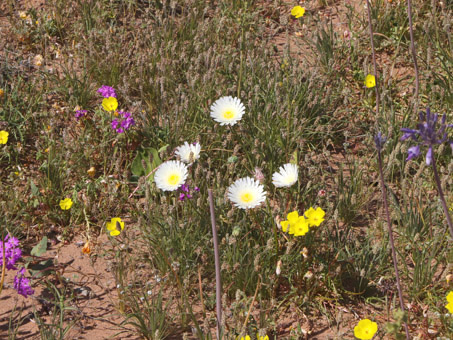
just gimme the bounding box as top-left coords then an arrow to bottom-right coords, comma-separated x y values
1,235 -> 33,298
111,111 -> 135,133
97,85 -> 117,98
401,108 -> 453,165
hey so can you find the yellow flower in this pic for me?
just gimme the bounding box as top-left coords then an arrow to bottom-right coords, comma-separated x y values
293,218 -> 309,236
280,210 -> 300,233
364,74 -> 376,88
240,336 -> 250,340
102,97 -> 118,112
354,319 -> 378,340
304,207 -> 325,227
106,217 -> 124,237
0,88 -> 4,98
446,291 -> 453,313
59,198 -> 73,210
258,336 -> 269,340
291,5 -> 305,18
0,130 -> 9,144
281,211 -> 309,236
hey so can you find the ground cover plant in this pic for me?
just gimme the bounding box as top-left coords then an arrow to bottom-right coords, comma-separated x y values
0,0 -> 452,338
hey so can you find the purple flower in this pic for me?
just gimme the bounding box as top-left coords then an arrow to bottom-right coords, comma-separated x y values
401,108 -> 453,165
1,235 -> 22,270
374,132 -> 387,151
406,145 -> 421,161
111,112 -> 134,133
75,110 -> 87,120
178,183 -> 198,201
97,85 -> 116,98
13,268 -> 34,298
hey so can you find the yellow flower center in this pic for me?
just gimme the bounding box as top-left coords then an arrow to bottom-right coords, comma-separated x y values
223,110 -> 234,119
167,174 -> 180,185
240,192 -> 253,203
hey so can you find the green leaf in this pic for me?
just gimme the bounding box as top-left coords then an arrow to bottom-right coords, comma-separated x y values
30,180 -> 39,196
28,259 -> 54,278
130,147 -> 162,181
31,237 -> 48,257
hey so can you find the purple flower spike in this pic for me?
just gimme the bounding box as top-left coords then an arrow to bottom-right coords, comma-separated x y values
179,193 -> 186,201
374,132 -> 387,151
13,268 -> 34,298
406,145 -> 420,161
401,108 -> 453,166
97,85 -> 116,98
1,235 -> 22,270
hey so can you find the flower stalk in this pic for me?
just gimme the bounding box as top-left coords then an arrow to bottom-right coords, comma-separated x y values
375,134 -> 410,339
406,0 -> 420,112
208,189 -> 222,339
431,159 -> 453,239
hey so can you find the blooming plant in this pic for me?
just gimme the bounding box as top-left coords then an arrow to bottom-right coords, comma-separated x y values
13,268 -> 34,297
291,5 -> 305,18
59,198 -> 73,210
178,183 -> 199,201
280,207 -> 325,236
111,111 -> 135,133
364,74 -> 376,88
280,211 -> 309,236
272,163 -> 298,188
227,177 -> 266,209
401,108 -> 453,165
106,217 -> 125,237
102,97 -> 118,112
210,96 -> 245,126
446,291 -> 453,313
97,85 -> 117,98
175,142 -> 201,164
154,160 -> 188,191
1,235 -> 33,298
0,235 -> 22,270
401,108 -> 453,238
0,130 -> 9,144
354,319 -> 378,339
75,109 -> 87,120
304,207 -> 325,227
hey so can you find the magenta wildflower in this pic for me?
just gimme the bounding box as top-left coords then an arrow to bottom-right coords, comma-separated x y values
111,111 -> 135,133
75,109 -> 87,120
178,183 -> 198,201
97,85 -> 117,98
1,235 -> 22,270
13,268 -> 34,298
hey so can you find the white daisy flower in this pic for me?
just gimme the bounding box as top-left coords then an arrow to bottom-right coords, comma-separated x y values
154,160 -> 188,191
272,163 -> 298,188
175,142 -> 201,164
210,96 -> 245,126
227,177 -> 266,209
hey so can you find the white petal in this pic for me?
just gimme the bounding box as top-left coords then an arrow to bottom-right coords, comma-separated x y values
210,96 -> 245,126
154,160 -> 188,191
